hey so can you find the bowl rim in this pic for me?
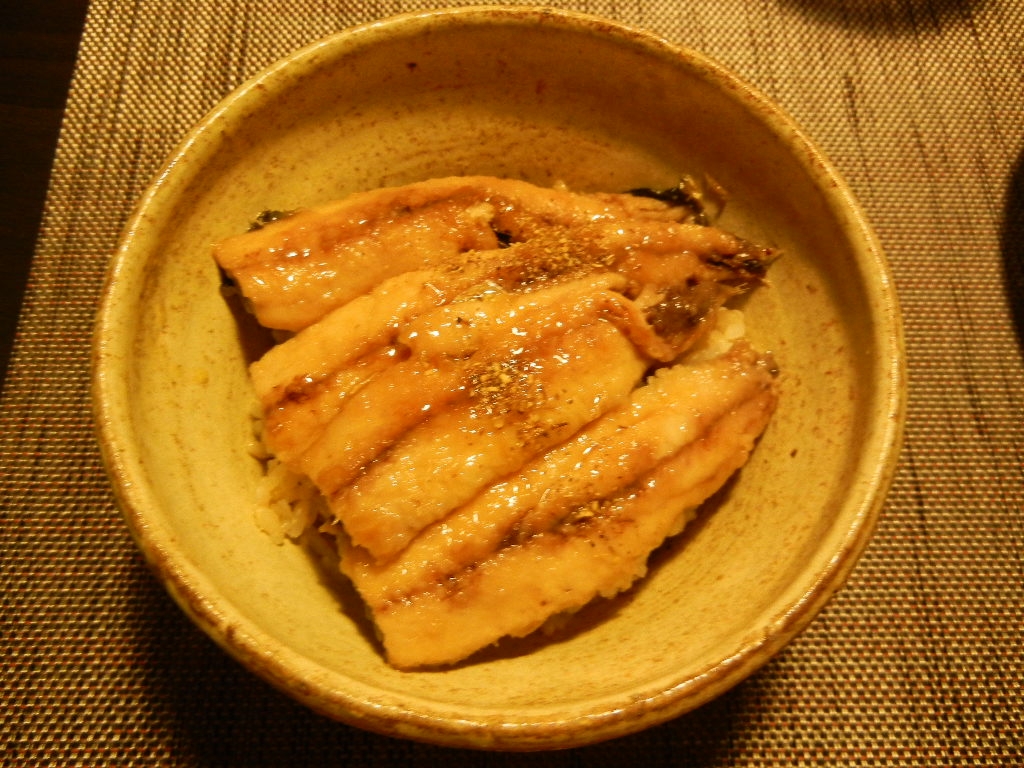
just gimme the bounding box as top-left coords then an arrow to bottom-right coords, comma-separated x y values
92,4 -> 907,750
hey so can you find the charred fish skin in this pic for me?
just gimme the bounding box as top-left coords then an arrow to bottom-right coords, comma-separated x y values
213,175 -> 781,669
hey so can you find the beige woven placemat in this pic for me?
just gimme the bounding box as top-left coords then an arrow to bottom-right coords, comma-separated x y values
2,0 -> 1022,764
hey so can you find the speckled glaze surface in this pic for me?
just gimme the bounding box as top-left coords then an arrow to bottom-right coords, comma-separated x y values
92,5 -> 905,751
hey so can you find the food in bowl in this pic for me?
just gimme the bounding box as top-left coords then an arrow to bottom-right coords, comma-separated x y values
215,175 -> 780,668
93,5 -> 905,747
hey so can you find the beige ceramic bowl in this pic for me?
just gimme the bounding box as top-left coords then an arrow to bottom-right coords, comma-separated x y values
93,6 -> 905,751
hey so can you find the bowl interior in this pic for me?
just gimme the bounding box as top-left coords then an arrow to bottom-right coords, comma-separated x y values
94,7 -> 903,750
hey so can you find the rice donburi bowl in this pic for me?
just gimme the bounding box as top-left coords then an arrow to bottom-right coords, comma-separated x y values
93,6 -> 904,750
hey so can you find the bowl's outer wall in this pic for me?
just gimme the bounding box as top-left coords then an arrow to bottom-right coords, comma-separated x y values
93,6 -> 904,750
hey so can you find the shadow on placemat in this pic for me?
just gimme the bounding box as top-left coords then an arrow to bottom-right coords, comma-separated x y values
776,0 -> 989,35
1002,145 -> 1024,353
132,565 -> 749,765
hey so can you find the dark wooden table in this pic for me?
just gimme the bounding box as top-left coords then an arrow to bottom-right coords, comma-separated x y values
0,0 -> 89,383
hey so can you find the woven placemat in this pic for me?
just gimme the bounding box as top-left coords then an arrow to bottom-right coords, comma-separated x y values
2,0 -> 1022,764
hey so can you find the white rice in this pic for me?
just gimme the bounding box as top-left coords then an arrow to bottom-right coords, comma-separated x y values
684,307 -> 747,363
248,403 -> 326,544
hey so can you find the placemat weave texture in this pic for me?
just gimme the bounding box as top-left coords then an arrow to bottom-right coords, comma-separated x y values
2,0 -> 1022,765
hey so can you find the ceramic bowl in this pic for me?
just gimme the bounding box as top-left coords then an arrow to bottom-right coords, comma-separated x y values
93,6 -> 905,750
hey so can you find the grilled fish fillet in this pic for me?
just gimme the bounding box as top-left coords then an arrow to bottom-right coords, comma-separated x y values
215,175 -> 779,668
216,176 -> 771,332
342,343 -> 777,669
